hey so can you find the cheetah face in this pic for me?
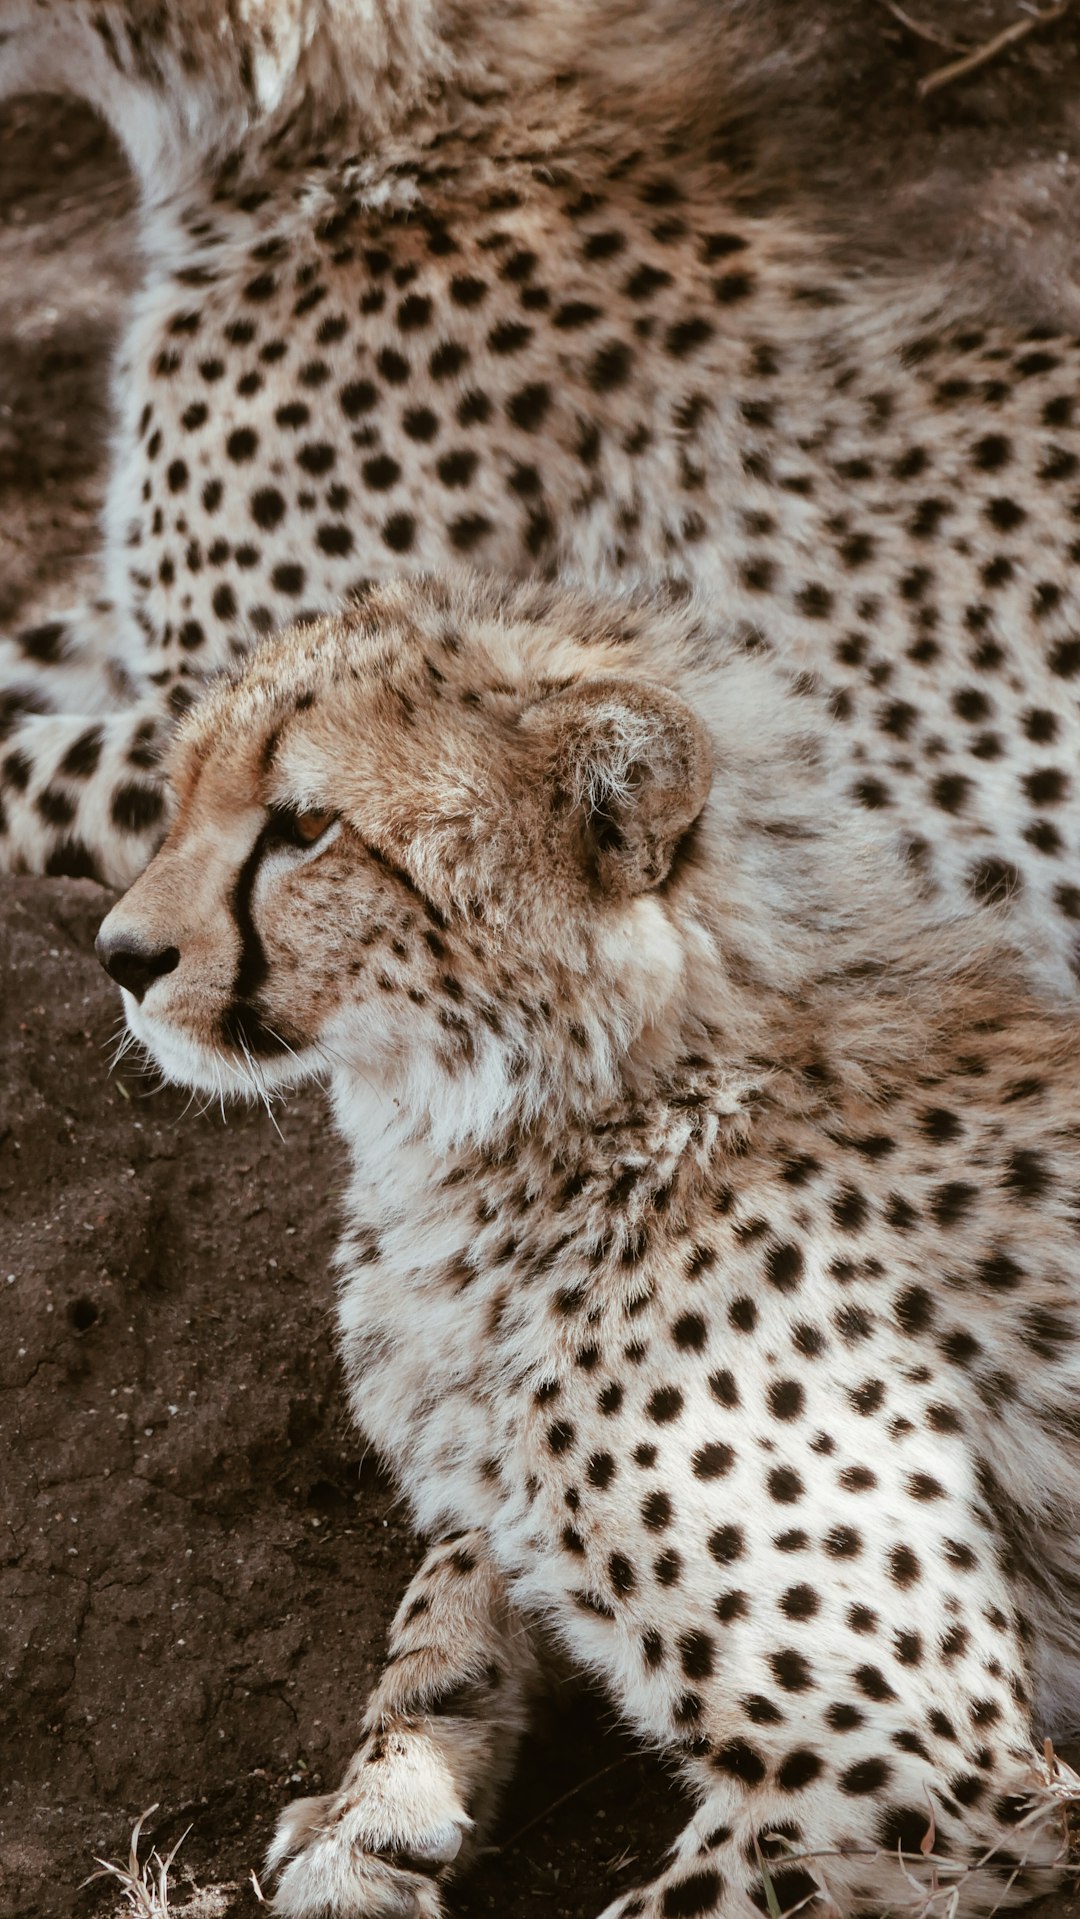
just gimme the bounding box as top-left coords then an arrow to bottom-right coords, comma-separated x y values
97,578 -> 713,1138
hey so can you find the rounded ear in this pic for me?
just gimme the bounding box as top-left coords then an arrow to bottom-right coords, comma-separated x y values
521,675 -> 714,896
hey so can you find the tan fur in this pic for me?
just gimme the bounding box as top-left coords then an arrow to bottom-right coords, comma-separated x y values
100,575 -> 1080,1919
3,0 -> 1080,1009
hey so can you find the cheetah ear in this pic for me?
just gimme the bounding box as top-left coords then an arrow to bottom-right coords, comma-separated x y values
522,676 -> 714,896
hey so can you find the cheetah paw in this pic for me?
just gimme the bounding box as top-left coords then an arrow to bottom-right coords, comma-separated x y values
267,1731 -> 471,1918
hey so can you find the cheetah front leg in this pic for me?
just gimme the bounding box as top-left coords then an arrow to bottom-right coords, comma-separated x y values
268,1529 -> 543,1919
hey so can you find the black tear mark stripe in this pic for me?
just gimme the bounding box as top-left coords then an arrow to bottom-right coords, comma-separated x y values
219,818 -> 288,1055
362,839 -> 447,928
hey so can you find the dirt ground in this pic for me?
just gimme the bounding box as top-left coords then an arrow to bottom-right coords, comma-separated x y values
7,5 -> 1080,1915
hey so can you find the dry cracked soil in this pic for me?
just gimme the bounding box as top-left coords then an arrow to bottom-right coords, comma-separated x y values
8,6 -> 1080,1915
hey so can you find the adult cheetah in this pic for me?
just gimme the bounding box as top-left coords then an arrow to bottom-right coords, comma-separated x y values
2,0 -> 1080,998
97,573 -> 1080,1919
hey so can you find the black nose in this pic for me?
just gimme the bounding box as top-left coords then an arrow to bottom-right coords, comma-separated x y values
95,931 -> 180,1002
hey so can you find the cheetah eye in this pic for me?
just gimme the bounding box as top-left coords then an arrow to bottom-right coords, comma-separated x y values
267,804 -> 338,849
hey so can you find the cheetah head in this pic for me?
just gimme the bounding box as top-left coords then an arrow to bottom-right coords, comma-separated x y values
97,576 -> 716,1144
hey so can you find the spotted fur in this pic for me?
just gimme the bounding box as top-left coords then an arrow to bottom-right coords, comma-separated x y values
99,574 -> 1080,1919
3,1 -> 1080,1000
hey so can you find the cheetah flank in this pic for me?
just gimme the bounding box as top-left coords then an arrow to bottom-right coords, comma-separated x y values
99,573 -> 1080,1919
3,0 -> 1080,996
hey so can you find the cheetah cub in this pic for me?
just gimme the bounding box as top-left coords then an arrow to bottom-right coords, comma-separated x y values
98,574 -> 1080,1919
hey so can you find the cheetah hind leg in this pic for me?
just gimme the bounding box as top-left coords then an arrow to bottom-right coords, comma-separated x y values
267,1530 -> 542,1919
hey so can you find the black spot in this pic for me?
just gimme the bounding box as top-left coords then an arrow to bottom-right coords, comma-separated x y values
608,1551 -> 635,1596
378,348 -> 411,384
1025,766 -> 1069,806
450,276 -> 487,308
18,621 -> 67,664
825,1525 -> 861,1558
428,341 -> 467,381
363,455 -> 401,491
271,563 -> 306,595
929,1182 -> 977,1228
44,839 -> 102,881
888,1545 -> 921,1588
36,786 -> 76,827
487,320 -> 532,355
297,443 -> 336,476
340,380 -> 377,418
967,856 -> 1021,906
727,1298 -> 757,1334
317,523 -> 354,556
642,1490 -> 672,1530
589,341 -> 634,391
251,487 -> 286,528
436,448 -> 479,487
226,427 -> 258,462
777,1750 -> 822,1789
1005,1148 -> 1050,1202
768,1380 -> 805,1421
665,316 -> 714,358
448,514 -> 493,552
855,1664 -> 897,1701
894,1287 -> 934,1334
397,293 -> 432,330
831,1186 -> 868,1233
382,513 -> 416,553
693,1443 -> 734,1480
642,1628 -> 665,1668
111,782 -> 165,834
767,1466 -> 804,1504
403,407 -> 440,442
507,383 -> 552,431
878,1806 -> 933,1854
679,1630 -> 715,1680
586,1451 -> 615,1488
982,1243 -> 1020,1289
646,1385 -> 683,1423
709,1368 -> 740,1406
840,1757 -> 891,1795
713,1739 -> 765,1785
770,1648 -> 813,1692
59,727 -> 104,779
743,1694 -> 783,1725
672,1312 -> 707,1352
713,271 -> 755,304
795,582 -> 834,619
660,1869 -> 723,1918
708,1524 -> 744,1565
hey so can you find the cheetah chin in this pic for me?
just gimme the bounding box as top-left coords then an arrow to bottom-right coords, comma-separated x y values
99,573 -> 1080,1919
